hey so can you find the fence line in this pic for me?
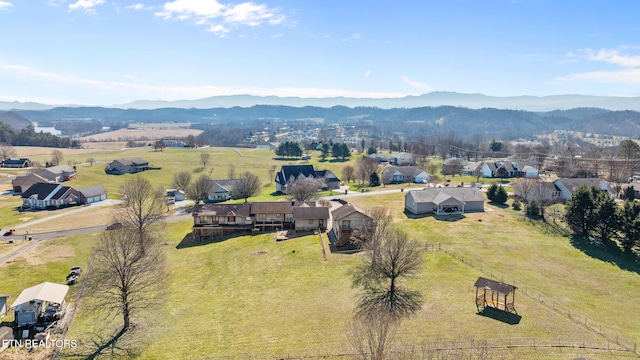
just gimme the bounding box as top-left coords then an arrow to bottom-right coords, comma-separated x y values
427,243 -> 638,355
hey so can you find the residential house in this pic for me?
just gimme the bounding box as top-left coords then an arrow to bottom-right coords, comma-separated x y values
78,185 -> 107,204
404,187 -> 485,215
1,158 -> 31,168
21,183 -> 80,210
553,178 -> 616,200
465,160 -> 539,179
207,179 -> 238,202
293,205 -> 329,231
38,165 -> 76,182
382,166 -> 430,184
162,139 -> 186,148
330,203 -> 374,247
389,152 -> 414,166
275,165 -> 341,193
250,201 -> 318,230
167,189 -> 186,201
520,165 -> 540,178
107,157 -> 149,175
192,203 -> 253,240
11,173 -> 53,193
622,182 -> 640,199
367,153 -> 389,164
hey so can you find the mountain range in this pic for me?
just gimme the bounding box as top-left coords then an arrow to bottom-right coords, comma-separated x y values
3,92 -> 640,111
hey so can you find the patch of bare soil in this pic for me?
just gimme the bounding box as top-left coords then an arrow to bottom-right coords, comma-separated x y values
23,245 -> 76,265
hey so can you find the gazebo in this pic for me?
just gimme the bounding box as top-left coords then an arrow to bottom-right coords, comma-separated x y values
474,277 -> 517,314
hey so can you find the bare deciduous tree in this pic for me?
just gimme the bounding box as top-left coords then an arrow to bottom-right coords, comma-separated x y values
352,224 -> 424,319
200,152 -> 211,168
287,176 -> 324,201
172,171 -> 192,191
85,229 -> 166,358
347,312 -> 399,360
341,165 -> 356,183
114,176 -> 166,249
186,174 -> 212,204
87,157 -> 96,166
232,171 -> 261,202
50,149 -> 64,166
268,165 -> 277,185
357,156 -> 378,185
0,143 -> 16,161
227,164 -> 236,179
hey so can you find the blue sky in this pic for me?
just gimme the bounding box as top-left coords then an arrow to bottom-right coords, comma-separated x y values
1,0 -> 640,105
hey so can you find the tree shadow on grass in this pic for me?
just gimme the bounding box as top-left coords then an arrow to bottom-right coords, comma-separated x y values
569,234 -> 640,275
175,231 -> 251,249
476,307 -> 522,325
404,210 -> 466,222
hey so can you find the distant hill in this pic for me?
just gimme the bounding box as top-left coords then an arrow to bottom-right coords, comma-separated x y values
0,111 -> 33,130
5,92 -> 640,112
116,92 -> 640,112
12,105 -> 640,140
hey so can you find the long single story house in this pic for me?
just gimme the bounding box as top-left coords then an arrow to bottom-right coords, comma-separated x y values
107,157 -> 149,175
553,178 -> 616,200
405,187 -> 485,215
1,158 -> 31,168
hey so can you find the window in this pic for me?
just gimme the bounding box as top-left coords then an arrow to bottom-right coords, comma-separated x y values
199,216 -> 207,223
342,220 -> 351,230
228,216 -> 236,223
309,219 -> 314,224
258,213 -> 266,220
276,213 -> 281,218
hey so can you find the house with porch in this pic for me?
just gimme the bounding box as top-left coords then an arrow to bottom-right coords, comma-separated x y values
107,157 -> 150,174
330,203 -> 375,247
404,187 -> 485,215
21,183 -> 80,210
192,203 -> 253,240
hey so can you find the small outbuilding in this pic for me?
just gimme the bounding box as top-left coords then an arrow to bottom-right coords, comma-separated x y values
11,282 -> 69,328
474,277 -> 517,314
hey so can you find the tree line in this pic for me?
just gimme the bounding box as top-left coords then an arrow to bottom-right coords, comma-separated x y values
0,122 -> 72,148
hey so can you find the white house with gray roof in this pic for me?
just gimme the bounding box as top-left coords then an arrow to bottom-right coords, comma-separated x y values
405,187 -> 485,215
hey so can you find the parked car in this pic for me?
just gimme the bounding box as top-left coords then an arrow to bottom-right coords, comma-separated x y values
70,266 -> 82,274
106,222 -> 123,230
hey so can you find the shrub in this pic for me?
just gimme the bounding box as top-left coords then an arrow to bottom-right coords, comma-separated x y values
512,199 -> 522,211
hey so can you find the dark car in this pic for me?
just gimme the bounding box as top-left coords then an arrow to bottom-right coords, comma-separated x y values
106,222 -> 123,230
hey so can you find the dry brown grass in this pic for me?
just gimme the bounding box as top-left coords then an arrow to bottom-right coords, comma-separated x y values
80,128 -> 202,142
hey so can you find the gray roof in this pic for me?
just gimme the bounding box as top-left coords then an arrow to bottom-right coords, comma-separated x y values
41,165 -> 75,175
78,185 -> 107,197
112,157 -> 148,166
407,187 -> 485,204
383,165 -> 427,177
293,206 -> 329,219
331,203 -> 370,221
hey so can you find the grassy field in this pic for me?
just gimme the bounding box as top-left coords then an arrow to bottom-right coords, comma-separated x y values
2,146 -> 640,358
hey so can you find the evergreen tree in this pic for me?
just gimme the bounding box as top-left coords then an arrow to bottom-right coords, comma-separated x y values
320,143 -> 331,160
564,185 -> 597,236
493,185 -> 508,204
618,200 -> 640,252
592,191 -> 619,242
487,183 -> 499,201
369,172 -> 380,187
622,186 -> 636,201
525,199 -> 540,217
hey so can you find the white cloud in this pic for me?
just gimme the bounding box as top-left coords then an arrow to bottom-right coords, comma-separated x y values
401,75 -> 432,91
126,3 -> 151,11
364,70 -> 371,77
559,46 -> 640,84
0,1 -> 13,10
68,0 -> 104,14
343,33 -> 360,42
155,0 -> 285,36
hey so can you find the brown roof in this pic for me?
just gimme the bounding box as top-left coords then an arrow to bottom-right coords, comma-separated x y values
251,201 -> 315,214
331,203 -> 370,221
474,277 -> 517,295
12,173 -> 51,187
193,203 -> 251,217
293,206 -> 329,219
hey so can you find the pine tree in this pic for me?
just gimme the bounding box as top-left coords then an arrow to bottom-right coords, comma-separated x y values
564,185 -> 597,236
